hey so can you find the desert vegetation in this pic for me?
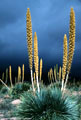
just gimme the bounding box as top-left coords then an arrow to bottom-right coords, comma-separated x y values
0,7 -> 81,120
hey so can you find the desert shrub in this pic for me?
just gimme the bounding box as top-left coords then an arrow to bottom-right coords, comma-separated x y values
10,82 -> 30,99
16,87 -> 79,120
0,84 -> 3,90
49,82 -> 61,89
0,86 -> 9,94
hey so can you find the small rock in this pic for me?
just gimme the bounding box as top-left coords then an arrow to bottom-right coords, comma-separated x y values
0,99 -> 3,103
4,95 -> 10,99
11,99 -> 21,105
0,113 -> 4,117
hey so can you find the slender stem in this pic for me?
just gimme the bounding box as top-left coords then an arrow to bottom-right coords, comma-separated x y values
0,79 -> 10,90
31,70 -> 35,92
36,75 -> 40,93
64,74 -> 69,91
61,79 -> 64,91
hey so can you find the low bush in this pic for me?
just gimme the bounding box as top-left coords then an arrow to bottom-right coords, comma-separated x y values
10,82 -> 30,99
16,87 -> 79,120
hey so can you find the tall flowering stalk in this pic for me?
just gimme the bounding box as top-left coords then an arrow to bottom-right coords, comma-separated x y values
18,66 -> 21,82
2,72 -> 4,81
34,32 -> 40,92
61,34 -> 68,91
59,66 -> 61,81
9,65 -> 13,87
5,68 -> 8,84
22,64 -> 24,83
26,8 -> 35,92
40,59 -> 43,81
64,8 -> 75,90
54,67 -> 56,82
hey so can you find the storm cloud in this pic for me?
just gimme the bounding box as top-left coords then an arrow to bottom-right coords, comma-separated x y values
0,0 -> 81,78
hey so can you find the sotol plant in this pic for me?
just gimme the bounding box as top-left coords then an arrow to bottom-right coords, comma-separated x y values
34,32 -> 40,92
64,8 -> 75,90
26,8 -> 35,92
16,87 -> 79,120
61,34 -> 68,91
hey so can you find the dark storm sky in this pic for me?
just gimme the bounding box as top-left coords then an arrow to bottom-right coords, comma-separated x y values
0,0 -> 81,78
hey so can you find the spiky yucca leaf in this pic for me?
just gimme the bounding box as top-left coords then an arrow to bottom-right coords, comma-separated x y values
16,87 -> 79,120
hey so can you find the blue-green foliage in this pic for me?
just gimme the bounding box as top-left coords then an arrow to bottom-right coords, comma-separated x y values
16,87 -> 79,120
10,82 -> 30,98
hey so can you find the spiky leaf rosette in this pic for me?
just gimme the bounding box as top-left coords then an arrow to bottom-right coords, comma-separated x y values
16,88 -> 79,120
26,8 -> 33,70
67,8 -> 75,74
34,32 -> 39,77
62,34 -> 68,81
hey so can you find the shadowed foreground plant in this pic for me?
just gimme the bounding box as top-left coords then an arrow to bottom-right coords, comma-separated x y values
16,87 -> 79,120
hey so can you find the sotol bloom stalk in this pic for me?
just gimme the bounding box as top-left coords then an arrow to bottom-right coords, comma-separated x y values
26,8 -> 35,92
5,68 -> 8,84
59,66 -> 61,81
34,32 -> 40,92
2,72 -> 4,81
54,67 -> 56,82
22,64 -> 24,83
18,66 -> 21,82
64,8 -> 75,90
9,65 -> 13,87
61,34 -> 68,91
40,59 -> 43,81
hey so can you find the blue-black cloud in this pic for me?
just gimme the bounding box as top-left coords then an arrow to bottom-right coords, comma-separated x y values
0,0 -> 81,78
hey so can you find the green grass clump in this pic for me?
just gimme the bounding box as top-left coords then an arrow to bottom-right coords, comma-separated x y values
16,87 -> 79,120
10,82 -> 30,99
0,86 -> 9,94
